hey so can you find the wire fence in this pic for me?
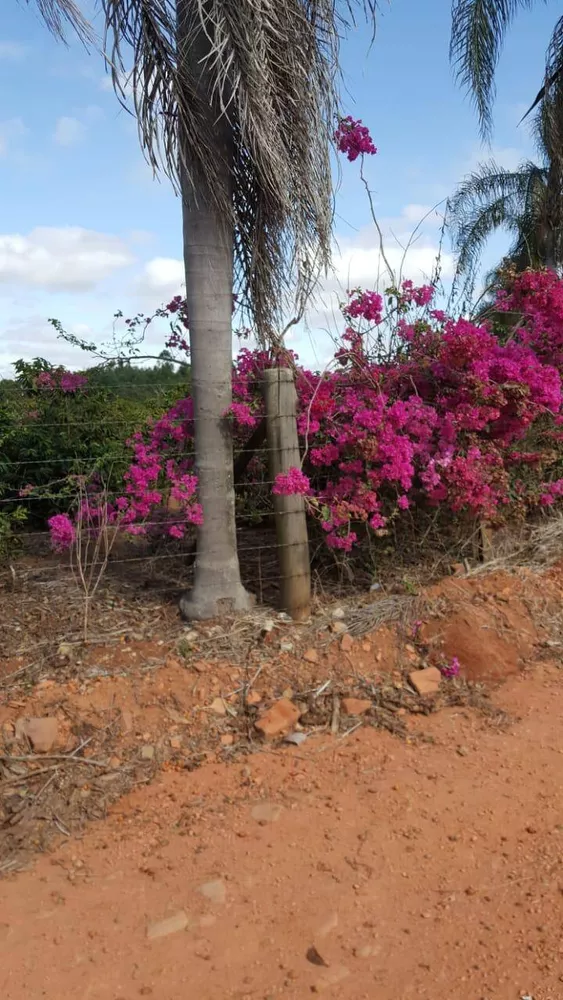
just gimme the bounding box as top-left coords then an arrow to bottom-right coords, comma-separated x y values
0,365 -> 326,668
0,362 -> 487,672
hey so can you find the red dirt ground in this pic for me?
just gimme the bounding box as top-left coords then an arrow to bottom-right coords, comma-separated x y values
2,562 -> 563,998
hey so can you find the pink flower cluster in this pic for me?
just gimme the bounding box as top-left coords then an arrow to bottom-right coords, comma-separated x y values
440,656 -> 461,679
48,513 -> 75,551
344,290 -> 383,324
272,468 -> 311,496
35,369 -> 88,394
401,280 -> 434,307
334,116 -> 377,162
47,268 -> 563,556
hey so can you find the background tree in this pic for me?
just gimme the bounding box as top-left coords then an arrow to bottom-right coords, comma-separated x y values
449,2 -> 563,314
28,0 -> 377,619
448,90 -> 563,304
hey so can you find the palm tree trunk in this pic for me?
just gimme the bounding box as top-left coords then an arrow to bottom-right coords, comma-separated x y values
177,2 -> 253,620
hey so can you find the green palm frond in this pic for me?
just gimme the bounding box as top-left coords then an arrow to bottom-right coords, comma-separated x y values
447,159 -> 549,299
101,0 -> 377,340
450,0 -> 537,136
24,0 -> 94,43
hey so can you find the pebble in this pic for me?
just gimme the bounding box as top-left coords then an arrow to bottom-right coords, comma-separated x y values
341,698 -> 372,717
340,634 -> 354,653
16,717 -> 58,753
220,734 -> 234,747
245,690 -> 262,706
331,621 -> 347,634
120,709 -> 133,733
255,698 -> 300,740
141,745 -> 155,760
303,648 -> 318,664
408,666 -> 441,696
209,697 -> 227,716
146,911 -> 189,940
315,912 -> 338,939
198,880 -> 226,904
311,965 -> 350,992
251,802 -> 283,824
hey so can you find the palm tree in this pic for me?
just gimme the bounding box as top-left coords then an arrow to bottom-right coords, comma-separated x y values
450,1 -> 563,138
448,32 -> 563,305
447,152 -> 555,305
30,0 -> 377,618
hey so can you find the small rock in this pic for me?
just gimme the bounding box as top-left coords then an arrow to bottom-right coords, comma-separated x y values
198,880 -> 226,904
17,717 -> 58,753
331,607 -> 346,620
281,687 -> 294,700
147,910 -> 189,940
311,966 -> 350,992
361,643 -> 371,653
284,731 -> 307,746
315,912 -> 338,939
183,629 -> 199,644
340,634 -> 354,653
280,640 -> 294,653
209,697 -> 227,716
341,698 -> 372,717
353,944 -> 377,959
245,690 -> 262,706
220,734 -> 234,747
255,698 -> 300,740
303,648 -> 318,664
120,709 -> 133,733
169,736 -> 182,750
330,621 -> 347,634
141,744 -> 155,760
261,619 -> 275,634
251,802 -> 283,824
456,745 -> 470,757
306,945 -> 329,967
409,666 -> 442,697
57,642 -> 74,661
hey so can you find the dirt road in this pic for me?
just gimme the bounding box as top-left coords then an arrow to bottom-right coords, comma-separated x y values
1,664 -> 562,999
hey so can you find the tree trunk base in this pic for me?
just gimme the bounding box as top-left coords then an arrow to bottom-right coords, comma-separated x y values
179,568 -> 255,621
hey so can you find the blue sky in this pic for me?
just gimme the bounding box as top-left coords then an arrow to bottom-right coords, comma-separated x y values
0,0 -> 557,373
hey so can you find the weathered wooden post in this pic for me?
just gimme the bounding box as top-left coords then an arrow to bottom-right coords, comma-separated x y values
263,367 -> 311,621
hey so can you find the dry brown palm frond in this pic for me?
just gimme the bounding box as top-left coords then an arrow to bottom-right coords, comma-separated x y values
25,0 -> 94,43
101,0 -> 377,341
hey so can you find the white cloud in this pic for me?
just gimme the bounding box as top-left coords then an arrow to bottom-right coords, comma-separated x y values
0,227 -> 134,291
0,118 -> 28,158
0,314 -> 95,374
137,257 -> 184,298
53,116 -> 86,147
0,41 -> 28,61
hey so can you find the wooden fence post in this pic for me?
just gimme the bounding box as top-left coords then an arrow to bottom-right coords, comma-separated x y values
263,368 -> 311,621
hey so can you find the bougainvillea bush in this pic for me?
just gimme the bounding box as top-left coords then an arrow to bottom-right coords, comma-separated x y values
43,118 -> 563,556
46,268 -> 563,555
